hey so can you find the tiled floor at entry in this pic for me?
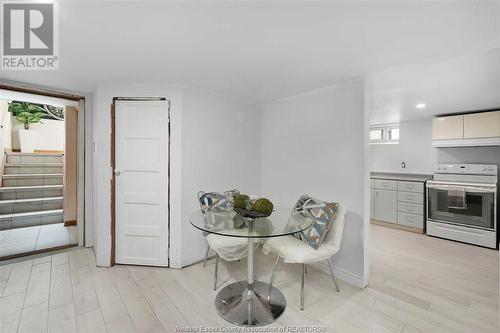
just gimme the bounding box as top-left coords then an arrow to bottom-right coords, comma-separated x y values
0,224 -> 77,258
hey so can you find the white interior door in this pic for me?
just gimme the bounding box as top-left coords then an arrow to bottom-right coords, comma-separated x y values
115,100 -> 169,266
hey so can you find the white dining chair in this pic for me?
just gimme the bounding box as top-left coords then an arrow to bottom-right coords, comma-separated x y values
262,203 -> 347,310
198,190 -> 250,290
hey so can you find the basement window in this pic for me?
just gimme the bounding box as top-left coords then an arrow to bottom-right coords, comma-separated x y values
370,124 -> 399,145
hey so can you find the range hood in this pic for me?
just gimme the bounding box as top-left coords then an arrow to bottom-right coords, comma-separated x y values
433,137 -> 500,147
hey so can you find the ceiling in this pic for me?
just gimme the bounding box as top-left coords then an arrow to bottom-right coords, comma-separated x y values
1,1 -> 499,104
369,46 -> 500,125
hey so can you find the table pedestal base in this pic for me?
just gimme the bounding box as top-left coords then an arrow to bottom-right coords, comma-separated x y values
215,281 -> 286,326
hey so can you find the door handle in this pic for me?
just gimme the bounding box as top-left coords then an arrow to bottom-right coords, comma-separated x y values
114,169 -> 121,176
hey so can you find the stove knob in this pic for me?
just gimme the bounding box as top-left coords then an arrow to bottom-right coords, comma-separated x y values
483,166 -> 487,171
488,166 -> 494,171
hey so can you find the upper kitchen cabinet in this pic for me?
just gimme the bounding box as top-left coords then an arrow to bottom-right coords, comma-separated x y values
432,110 -> 500,147
432,115 -> 463,140
464,111 -> 500,138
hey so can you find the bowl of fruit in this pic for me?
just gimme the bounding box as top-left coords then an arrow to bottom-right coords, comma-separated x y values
233,194 -> 274,218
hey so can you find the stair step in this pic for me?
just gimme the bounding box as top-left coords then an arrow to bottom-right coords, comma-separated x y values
0,197 -> 63,215
2,174 -> 63,187
4,163 -> 63,167
0,209 -> 63,219
4,163 -> 63,175
0,185 -> 63,192
3,174 -> 63,178
0,197 -> 63,205
0,185 -> 63,200
6,152 -> 63,156
5,153 -> 63,165
4,163 -> 64,175
0,209 -> 64,229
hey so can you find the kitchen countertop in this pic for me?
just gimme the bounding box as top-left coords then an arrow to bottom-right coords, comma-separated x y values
370,172 -> 433,182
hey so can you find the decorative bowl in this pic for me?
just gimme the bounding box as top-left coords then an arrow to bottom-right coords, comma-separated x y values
234,207 -> 272,218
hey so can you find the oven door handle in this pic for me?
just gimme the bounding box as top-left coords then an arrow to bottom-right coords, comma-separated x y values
427,183 -> 497,193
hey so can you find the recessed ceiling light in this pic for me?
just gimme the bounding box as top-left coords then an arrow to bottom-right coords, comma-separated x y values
416,103 -> 426,109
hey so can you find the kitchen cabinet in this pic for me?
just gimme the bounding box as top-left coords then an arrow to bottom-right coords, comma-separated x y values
432,111 -> 500,147
398,191 -> 424,204
398,181 -> 423,193
371,174 -> 428,232
374,179 -> 397,191
398,212 -> 424,229
432,115 -> 463,140
374,189 -> 397,223
370,189 -> 375,219
464,111 -> 500,138
370,180 -> 375,219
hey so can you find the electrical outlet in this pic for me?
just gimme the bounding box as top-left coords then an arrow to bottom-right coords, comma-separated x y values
401,161 -> 406,169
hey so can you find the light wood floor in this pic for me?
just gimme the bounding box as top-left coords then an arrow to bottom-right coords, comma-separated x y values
0,224 -> 498,333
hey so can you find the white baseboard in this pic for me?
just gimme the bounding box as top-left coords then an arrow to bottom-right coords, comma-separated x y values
311,261 -> 367,288
178,253 -> 368,288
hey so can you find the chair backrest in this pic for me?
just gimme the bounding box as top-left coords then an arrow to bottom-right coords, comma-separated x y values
322,204 -> 347,251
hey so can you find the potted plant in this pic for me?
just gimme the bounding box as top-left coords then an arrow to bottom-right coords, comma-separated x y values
8,101 -> 47,153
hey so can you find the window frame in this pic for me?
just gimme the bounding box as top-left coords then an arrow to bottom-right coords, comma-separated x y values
370,124 -> 400,145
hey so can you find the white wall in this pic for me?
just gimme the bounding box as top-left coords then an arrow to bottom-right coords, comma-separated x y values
370,118 -> 434,174
92,81 -> 368,286
11,117 -> 64,152
0,100 -> 12,153
261,80 -> 368,286
93,83 -> 183,267
92,83 -> 261,268
370,118 -> 500,173
180,88 -> 261,265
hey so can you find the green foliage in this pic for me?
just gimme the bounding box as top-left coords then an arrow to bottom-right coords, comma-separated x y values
234,194 -> 250,209
253,198 -> 273,215
8,101 -> 46,130
234,194 -> 274,216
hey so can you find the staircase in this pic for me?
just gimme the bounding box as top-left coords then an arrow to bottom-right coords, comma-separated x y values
0,153 -> 64,230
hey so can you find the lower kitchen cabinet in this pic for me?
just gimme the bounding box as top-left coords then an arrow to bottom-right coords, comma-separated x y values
374,189 -> 398,223
371,176 -> 427,232
370,189 -> 375,219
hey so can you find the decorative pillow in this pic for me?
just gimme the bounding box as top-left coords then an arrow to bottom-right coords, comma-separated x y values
290,195 -> 338,249
197,189 -> 240,212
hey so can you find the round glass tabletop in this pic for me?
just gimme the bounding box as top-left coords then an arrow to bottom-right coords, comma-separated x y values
189,207 -> 313,238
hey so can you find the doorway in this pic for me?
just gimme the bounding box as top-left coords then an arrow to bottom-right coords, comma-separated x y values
0,88 -> 84,259
112,98 -> 170,266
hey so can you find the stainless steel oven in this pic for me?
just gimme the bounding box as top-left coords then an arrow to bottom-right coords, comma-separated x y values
426,164 -> 498,249
427,182 -> 496,230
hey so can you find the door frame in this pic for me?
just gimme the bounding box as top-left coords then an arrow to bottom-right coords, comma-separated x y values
0,82 -> 88,247
110,97 -> 171,266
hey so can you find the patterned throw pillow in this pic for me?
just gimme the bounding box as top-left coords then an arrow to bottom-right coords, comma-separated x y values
290,195 -> 338,249
197,189 -> 240,212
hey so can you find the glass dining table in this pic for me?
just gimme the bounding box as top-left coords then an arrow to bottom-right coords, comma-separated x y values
189,207 -> 313,327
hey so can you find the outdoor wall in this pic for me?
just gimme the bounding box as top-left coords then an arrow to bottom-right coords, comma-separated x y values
11,116 -> 64,152
370,118 -> 500,173
0,100 -> 12,153
180,88 -> 261,266
260,80 -> 368,287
